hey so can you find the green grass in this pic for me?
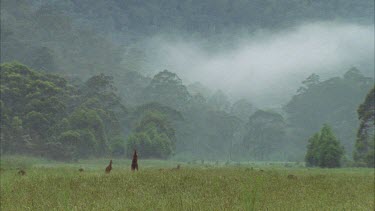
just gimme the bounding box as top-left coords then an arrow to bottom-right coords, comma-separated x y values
1,156 -> 374,210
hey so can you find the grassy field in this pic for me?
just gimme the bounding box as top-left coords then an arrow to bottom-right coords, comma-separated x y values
1,156 -> 374,210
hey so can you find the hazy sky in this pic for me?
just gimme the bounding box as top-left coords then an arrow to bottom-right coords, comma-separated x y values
145,22 -> 374,107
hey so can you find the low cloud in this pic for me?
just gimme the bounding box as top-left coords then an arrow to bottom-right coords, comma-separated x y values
145,22 -> 374,107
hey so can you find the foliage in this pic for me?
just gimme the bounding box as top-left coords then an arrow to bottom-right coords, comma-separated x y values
0,62 -> 127,160
1,62 -> 68,155
126,112 -> 175,159
110,136 -> 126,157
230,99 -> 255,122
305,133 -> 320,167
1,61 -> 373,163
142,70 -> 191,110
115,71 -> 151,105
305,124 -> 344,168
285,68 -> 374,157
354,86 -> 375,167
243,110 -> 287,161
1,0 -> 374,163
176,94 -> 242,160
0,62 -> 186,160
132,102 -> 183,123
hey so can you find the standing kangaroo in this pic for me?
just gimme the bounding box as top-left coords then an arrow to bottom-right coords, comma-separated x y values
131,150 -> 138,171
105,160 -> 112,173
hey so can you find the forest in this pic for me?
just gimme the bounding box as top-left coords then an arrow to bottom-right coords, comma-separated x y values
1,1 -> 375,210
1,62 -> 373,167
0,0 -> 374,167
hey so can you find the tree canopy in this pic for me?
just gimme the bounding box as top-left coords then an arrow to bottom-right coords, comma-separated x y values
305,124 -> 344,168
354,86 -> 375,167
0,62 -> 373,165
284,69 -> 373,157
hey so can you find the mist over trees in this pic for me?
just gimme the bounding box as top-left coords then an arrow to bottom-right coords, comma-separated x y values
0,0 -> 374,166
243,110 -> 287,161
1,61 -> 373,164
284,68 -> 374,159
1,0 -> 374,77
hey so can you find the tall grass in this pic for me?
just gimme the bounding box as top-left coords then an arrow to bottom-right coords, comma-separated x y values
1,156 -> 374,210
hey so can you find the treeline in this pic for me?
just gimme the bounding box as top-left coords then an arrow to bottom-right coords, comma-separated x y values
284,69 -> 374,159
354,87 -> 374,167
0,63 -> 176,160
1,62 -> 373,167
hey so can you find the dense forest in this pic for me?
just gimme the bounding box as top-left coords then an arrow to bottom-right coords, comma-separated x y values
1,62 -> 373,167
0,0 -> 374,167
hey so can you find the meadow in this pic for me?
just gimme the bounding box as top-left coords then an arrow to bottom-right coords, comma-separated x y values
1,156 -> 374,210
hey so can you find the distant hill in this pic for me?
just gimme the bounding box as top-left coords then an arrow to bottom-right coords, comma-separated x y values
1,0 -> 374,77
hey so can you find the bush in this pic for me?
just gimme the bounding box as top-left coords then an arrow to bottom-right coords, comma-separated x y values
305,124 -> 344,168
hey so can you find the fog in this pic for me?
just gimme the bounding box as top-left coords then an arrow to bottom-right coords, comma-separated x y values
146,22 -> 374,107
1,0 -> 374,165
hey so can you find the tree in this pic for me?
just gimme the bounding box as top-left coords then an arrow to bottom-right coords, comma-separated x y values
318,125 -> 344,168
305,124 -> 344,168
142,70 -> 191,110
208,90 -> 231,111
68,108 -> 108,156
24,111 -> 50,137
243,110 -> 286,160
230,99 -> 255,122
85,73 -> 116,95
132,102 -> 183,123
354,86 -> 375,167
187,82 -> 212,98
305,133 -> 320,167
285,68 -> 373,157
77,73 -> 128,156
0,62 -> 130,160
126,111 -> 175,159
110,136 -> 126,157
57,130 -> 81,159
0,62 -> 71,156
116,71 -> 151,105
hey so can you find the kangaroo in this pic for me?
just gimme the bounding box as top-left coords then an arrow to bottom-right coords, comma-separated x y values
105,160 -> 112,173
18,169 -> 26,176
131,150 -> 138,171
171,164 -> 181,171
287,174 -> 297,180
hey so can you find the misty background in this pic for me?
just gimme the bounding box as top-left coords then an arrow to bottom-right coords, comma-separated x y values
1,0 -> 374,163
147,22 -> 374,106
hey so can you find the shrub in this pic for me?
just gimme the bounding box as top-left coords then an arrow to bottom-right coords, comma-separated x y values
305,124 -> 344,168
